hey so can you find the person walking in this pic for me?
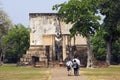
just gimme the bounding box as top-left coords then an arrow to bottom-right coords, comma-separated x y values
66,60 -> 73,76
73,57 -> 80,75
72,57 -> 81,76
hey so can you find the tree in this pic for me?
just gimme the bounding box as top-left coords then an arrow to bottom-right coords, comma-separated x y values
53,0 -> 101,68
111,38 -> 120,64
99,0 -> 120,65
91,28 -> 120,64
0,8 -> 12,65
2,24 -> 30,63
91,28 -> 106,61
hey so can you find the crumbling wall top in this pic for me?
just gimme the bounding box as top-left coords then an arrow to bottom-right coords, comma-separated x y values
29,13 -> 59,18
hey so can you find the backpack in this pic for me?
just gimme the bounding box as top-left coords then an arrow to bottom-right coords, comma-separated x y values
72,62 -> 78,69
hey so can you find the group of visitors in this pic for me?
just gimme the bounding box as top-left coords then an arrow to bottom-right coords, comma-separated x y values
66,57 -> 80,76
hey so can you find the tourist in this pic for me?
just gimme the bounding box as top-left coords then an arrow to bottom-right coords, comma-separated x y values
66,60 -> 73,76
72,58 -> 80,76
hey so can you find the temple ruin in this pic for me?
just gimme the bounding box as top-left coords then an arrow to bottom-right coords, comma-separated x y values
20,13 -> 87,67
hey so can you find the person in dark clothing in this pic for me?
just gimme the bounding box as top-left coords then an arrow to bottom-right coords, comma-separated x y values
72,60 -> 79,76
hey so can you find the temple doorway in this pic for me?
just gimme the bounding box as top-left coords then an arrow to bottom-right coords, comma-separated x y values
32,56 -> 39,64
55,41 -> 63,61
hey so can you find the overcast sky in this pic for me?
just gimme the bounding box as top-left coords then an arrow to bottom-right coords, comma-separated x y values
1,0 -> 68,27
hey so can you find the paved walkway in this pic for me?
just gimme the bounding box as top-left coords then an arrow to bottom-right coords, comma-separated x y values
52,67 -> 88,80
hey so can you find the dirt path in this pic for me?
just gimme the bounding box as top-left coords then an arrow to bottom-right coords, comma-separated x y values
52,67 -> 88,80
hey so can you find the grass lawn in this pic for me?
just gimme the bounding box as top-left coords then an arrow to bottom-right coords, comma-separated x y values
80,65 -> 120,80
0,64 -> 51,80
1,64 -> 120,80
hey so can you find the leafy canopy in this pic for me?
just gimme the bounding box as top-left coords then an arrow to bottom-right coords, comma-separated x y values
99,0 -> 120,41
53,0 -> 101,37
2,24 -> 30,62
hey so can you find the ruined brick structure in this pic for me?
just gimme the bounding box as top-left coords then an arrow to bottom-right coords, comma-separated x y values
20,13 -> 87,67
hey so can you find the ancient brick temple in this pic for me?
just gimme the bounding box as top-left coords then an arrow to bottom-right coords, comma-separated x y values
20,13 -> 87,67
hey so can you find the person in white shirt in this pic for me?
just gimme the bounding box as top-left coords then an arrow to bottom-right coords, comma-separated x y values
72,58 -> 80,76
66,60 -> 73,76
73,58 -> 80,66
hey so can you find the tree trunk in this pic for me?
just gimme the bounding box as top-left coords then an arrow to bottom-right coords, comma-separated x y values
106,39 -> 112,65
86,35 -> 94,68
0,52 -> 3,66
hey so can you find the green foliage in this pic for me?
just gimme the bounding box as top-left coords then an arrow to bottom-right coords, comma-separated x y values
111,38 -> 120,64
99,0 -> 120,41
98,0 -> 120,65
91,29 -> 120,63
53,0 -> 101,37
91,28 -> 106,60
2,24 -> 30,63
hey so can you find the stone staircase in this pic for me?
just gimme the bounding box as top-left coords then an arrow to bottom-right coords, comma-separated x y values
19,45 -> 47,66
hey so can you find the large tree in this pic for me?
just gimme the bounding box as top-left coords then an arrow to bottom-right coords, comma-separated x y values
91,26 -> 120,65
99,0 -> 120,65
53,0 -> 101,68
0,8 -> 12,65
2,24 -> 30,63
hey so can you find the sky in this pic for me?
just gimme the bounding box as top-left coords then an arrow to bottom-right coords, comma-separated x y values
1,0 -> 68,27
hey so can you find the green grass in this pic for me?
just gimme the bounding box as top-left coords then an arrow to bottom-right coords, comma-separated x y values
1,64 -> 120,80
80,65 -> 120,80
0,64 -> 51,80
